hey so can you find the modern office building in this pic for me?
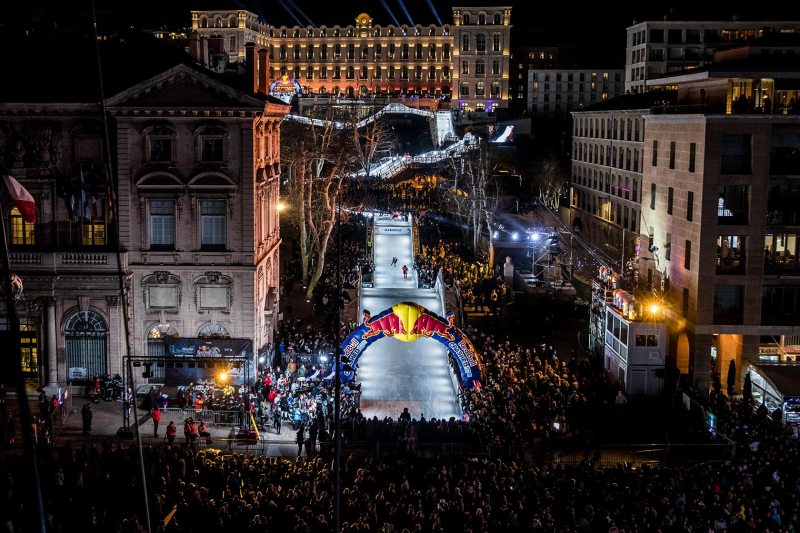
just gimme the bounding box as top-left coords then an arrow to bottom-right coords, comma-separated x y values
625,19 -> 800,94
190,6 -> 512,111
509,46 -> 558,114
0,32 -> 288,388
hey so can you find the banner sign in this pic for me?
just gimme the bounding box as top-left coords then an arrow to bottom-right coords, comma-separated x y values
339,302 -> 482,389
163,338 -> 252,358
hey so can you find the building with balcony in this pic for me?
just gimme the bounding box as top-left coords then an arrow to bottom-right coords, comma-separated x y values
190,6 -> 512,111
625,19 -> 800,94
636,40 -> 800,392
0,31 -> 288,388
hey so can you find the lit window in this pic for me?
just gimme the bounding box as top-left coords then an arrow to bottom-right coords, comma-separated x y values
10,207 -> 35,245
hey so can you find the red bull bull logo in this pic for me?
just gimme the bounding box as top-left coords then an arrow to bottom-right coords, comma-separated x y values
409,312 -> 456,342
362,310 -> 407,339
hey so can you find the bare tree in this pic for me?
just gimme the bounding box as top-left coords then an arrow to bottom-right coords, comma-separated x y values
535,155 -> 566,210
282,111 -> 354,300
444,139 -> 504,266
281,107 -> 391,300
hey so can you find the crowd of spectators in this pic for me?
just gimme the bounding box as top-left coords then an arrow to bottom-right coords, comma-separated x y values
346,175 -> 442,213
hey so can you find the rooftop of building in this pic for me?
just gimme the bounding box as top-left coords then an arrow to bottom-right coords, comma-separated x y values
574,90 -> 677,113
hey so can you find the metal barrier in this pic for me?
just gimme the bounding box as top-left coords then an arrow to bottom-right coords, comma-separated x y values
157,407 -> 242,427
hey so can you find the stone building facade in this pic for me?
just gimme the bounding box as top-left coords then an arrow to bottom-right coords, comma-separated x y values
1,56 -> 288,388
190,6 -> 512,111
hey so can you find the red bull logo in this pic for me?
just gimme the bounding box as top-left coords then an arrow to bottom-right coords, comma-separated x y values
409,312 -> 456,342
362,310 -> 407,339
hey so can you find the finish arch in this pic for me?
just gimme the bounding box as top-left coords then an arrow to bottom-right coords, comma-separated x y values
339,302 -> 482,389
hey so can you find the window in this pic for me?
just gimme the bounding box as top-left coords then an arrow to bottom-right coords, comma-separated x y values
492,60 -> 500,75
682,288 -> 690,317
669,141 -> 676,169
713,285 -> 744,324
650,183 -> 656,210
346,66 -> 354,80
306,67 -> 313,80
635,335 -> 658,347
651,140 -> 658,166
493,33 -> 501,52
689,142 -> 696,172
687,191 -> 694,222
762,286 -> 800,325
494,12 -> 501,24
476,33 -> 486,53
333,43 -> 341,59
667,187 -> 673,215
333,66 -> 341,79
149,136 -> 173,162
321,44 -> 328,60
201,137 -> 224,162
684,240 -> 691,269
718,185 -> 749,225
461,60 -> 469,75
9,207 -> 35,245
443,43 -> 450,60
462,14 -> 470,25
388,43 -> 395,59
388,66 -> 395,79
374,43 -> 382,59
375,66 -> 381,79
665,232 -> 671,261
415,43 -> 422,59
720,134 -> 751,174
360,66 -> 368,80
414,66 -> 422,80
475,60 -> 485,76
460,82 -> 469,97
200,199 -> 226,250
402,44 -> 409,59
82,220 -> 106,246
149,199 -> 175,250
428,44 -> 436,59
442,65 -> 450,79
478,13 -> 485,24
490,82 -> 500,97
716,235 -> 746,274
320,66 -> 328,79
476,81 -> 485,96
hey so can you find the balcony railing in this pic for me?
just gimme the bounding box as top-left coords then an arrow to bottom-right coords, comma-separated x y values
9,252 -> 42,265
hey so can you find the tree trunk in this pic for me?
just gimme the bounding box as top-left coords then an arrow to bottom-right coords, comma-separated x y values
298,161 -> 310,285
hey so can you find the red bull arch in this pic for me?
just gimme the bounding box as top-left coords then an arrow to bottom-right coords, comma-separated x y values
340,302 -> 482,389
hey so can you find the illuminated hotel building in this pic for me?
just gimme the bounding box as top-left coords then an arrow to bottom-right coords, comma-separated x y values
190,6 -> 512,112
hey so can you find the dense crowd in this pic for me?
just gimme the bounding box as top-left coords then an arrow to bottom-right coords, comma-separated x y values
346,175 -> 442,213
3,208 -> 800,532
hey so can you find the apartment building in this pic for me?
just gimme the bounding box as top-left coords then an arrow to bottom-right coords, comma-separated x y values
638,42 -> 800,391
530,68 -> 625,118
191,6 -> 512,111
625,19 -> 800,94
509,46 -> 558,114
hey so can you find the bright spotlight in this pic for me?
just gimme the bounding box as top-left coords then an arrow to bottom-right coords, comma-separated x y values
649,303 -> 661,315
319,355 -> 328,363
511,232 -> 519,240
258,356 -> 266,364
532,232 -> 540,241
217,370 -> 230,383
277,201 -> 287,213
492,230 -> 499,239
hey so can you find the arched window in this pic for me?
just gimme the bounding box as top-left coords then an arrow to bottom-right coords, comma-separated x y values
428,65 -> 436,80
197,323 -> 230,339
494,12 -> 501,24
9,207 -> 35,245
460,82 -> 469,97
65,310 -> 108,379
478,13 -> 486,25
214,17 -> 222,28
228,16 -> 236,28
200,17 -> 208,28
462,13 -> 470,25
476,81 -> 485,96
491,81 -> 500,97
229,35 -> 235,52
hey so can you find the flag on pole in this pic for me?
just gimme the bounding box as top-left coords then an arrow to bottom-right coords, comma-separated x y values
0,162 -> 36,224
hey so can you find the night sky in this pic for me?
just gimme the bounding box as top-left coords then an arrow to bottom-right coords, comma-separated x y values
4,1 -> 800,66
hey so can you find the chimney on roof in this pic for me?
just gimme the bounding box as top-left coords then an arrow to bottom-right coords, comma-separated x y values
245,42 -> 257,94
258,48 -> 270,95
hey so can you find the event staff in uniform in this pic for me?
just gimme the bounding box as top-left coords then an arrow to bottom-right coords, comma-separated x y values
151,407 -> 161,438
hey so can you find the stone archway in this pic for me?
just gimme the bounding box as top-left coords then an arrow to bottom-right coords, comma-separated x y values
339,302 -> 482,389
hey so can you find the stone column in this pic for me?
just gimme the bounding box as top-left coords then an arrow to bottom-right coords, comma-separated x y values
45,297 -> 57,386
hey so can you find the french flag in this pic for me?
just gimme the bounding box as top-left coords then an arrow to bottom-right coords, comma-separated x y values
1,163 -> 36,224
